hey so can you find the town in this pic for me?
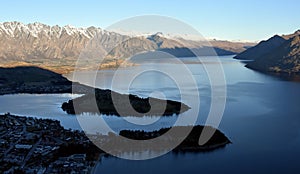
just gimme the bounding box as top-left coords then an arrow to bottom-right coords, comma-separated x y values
0,113 -> 102,174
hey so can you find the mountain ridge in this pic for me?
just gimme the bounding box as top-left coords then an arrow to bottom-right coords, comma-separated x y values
0,21 -> 255,74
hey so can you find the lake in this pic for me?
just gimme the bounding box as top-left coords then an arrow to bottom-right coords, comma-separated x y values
1,55 -> 300,173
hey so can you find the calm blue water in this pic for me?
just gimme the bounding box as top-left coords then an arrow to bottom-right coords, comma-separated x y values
1,56 -> 300,173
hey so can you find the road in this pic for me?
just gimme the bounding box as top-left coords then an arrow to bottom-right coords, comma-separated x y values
4,116 -> 26,156
21,138 -> 41,168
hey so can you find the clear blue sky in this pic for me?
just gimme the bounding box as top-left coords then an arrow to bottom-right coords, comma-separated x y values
0,0 -> 299,41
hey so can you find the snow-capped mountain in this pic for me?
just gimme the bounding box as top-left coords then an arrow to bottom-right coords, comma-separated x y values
0,21 -> 254,73
0,21 -> 129,61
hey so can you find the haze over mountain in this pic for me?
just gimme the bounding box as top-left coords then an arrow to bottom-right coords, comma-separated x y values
0,21 -> 254,74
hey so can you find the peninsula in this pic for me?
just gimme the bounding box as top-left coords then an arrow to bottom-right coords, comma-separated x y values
0,113 -> 230,173
0,66 -> 190,116
61,89 -> 190,116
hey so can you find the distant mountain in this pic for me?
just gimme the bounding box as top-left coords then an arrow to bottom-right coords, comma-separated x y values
147,32 -> 185,48
107,33 -> 246,58
0,21 -> 254,74
246,34 -> 300,74
185,39 -> 254,54
234,35 -> 286,60
105,32 -> 182,59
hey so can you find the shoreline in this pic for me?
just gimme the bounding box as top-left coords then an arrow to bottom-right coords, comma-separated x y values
0,66 -> 190,117
0,112 -> 230,173
90,153 -> 106,174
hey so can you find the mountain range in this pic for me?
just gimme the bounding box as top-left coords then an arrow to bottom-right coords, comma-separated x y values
235,30 -> 300,74
0,21 -> 254,74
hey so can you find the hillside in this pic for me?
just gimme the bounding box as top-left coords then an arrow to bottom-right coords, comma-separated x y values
246,34 -> 300,74
0,66 -> 92,95
234,35 -> 286,60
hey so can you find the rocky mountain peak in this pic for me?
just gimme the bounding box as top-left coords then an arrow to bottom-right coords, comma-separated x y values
0,21 -> 108,39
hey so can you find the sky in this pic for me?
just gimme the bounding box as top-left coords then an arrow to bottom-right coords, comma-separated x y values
0,0 -> 299,42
